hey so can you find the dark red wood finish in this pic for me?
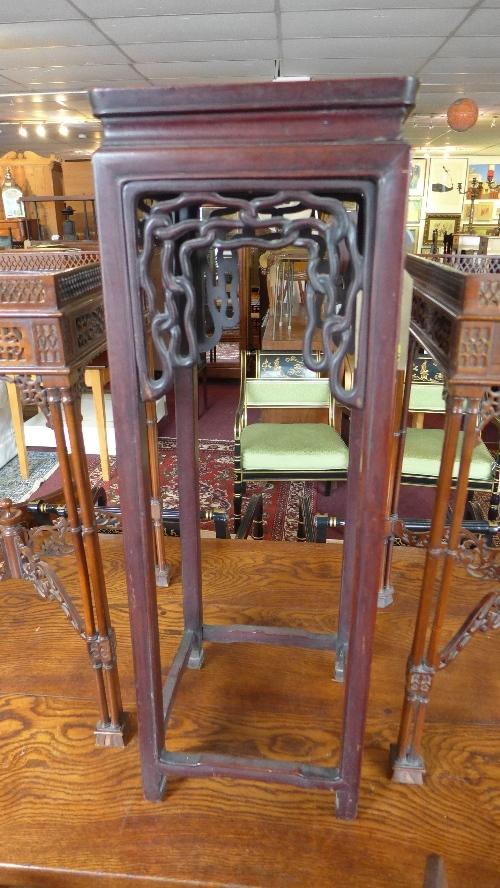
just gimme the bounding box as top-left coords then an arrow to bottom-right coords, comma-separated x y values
91,77 -> 417,817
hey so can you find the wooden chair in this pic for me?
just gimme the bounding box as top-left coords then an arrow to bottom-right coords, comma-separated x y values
233,350 -> 349,532
7,357 -> 111,482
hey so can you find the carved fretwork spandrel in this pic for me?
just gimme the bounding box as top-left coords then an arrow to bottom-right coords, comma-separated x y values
136,190 -> 366,408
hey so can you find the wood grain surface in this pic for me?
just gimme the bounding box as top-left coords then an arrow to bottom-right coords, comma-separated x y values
0,536 -> 498,887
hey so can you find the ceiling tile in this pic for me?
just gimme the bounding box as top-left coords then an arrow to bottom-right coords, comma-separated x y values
123,39 -> 279,62
135,59 -> 274,78
455,8 -> 500,35
96,13 -> 277,43
0,0 -> 84,21
421,58 -> 500,74
0,20 -> 108,48
420,73 -> 500,86
282,58 -> 424,76
281,9 -> 468,39
74,0 -> 274,13
0,45 -> 127,68
282,36 -> 442,59
281,0 -> 476,7
0,64 -> 145,85
436,36 -> 500,57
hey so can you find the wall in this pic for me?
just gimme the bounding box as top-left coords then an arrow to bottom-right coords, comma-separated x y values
407,153 -> 500,253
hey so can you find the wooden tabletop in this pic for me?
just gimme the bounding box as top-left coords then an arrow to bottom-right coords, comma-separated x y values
0,535 -> 498,887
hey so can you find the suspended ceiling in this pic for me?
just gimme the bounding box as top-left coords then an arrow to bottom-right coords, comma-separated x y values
0,0 -> 499,159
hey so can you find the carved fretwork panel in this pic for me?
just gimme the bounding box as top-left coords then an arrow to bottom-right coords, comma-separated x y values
74,305 -> 106,350
34,322 -> 62,364
458,323 -> 492,370
0,325 -> 25,362
0,278 -> 47,305
134,190 -> 368,406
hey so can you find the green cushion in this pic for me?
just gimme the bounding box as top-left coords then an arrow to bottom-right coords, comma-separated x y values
246,379 -> 331,407
403,429 -> 493,481
240,423 -> 348,472
409,383 -> 446,413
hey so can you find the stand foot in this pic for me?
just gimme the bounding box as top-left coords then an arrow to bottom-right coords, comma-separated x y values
378,584 -> 394,609
95,718 -> 129,748
335,788 -> 358,820
390,743 -> 426,784
155,563 -> 172,587
188,646 -> 205,669
144,772 -> 168,803
334,642 -> 347,683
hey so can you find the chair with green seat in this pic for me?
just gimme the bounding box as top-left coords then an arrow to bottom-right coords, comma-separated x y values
233,350 -> 349,533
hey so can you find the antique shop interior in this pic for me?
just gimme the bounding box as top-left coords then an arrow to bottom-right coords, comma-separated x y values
0,4 -> 499,888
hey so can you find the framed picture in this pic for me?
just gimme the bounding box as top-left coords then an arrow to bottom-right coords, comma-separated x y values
423,213 -> 461,244
405,225 -> 419,253
472,202 -> 494,222
468,161 -> 500,199
426,157 -> 468,213
409,157 -> 426,196
407,196 -> 422,224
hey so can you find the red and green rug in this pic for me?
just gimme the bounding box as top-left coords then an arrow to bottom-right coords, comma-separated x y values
88,437 -> 318,542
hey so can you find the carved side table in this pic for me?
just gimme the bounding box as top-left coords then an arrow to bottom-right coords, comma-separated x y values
391,256 -> 500,783
91,76 -> 417,816
0,263 -> 126,746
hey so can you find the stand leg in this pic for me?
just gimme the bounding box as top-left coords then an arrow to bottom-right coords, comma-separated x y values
391,396 -> 478,783
174,366 -> 204,669
58,387 -> 126,746
145,397 -> 172,587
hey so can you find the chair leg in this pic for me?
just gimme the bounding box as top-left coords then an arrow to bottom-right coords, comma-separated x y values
297,499 -> 305,542
7,381 -> 29,480
251,493 -> 264,540
410,411 -> 425,429
84,367 -> 110,483
323,480 -> 332,497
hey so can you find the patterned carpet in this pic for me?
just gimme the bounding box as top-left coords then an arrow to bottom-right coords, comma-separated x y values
0,452 -> 59,503
88,437 -> 318,542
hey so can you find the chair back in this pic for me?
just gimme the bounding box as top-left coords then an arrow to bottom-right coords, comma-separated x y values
242,350 -> 332,417
409,351 -> 446,414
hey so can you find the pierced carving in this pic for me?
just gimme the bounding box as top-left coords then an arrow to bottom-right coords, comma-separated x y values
411,292 -> 452,361
455,530 -> 500,581
34,322 -> 62,364
58,264 -> 102,305
6,374 -> 49,419
479,386 -> 500,429
439,590 -> 500,668
0,326 -> 24,361
0,251 -> 99,274
75,306 -> 105,349
458,325 -> 492,369
0,278 -> 46,304
29,518 -> 73,558
15,532 -> 85,637
136,190 -> 364,407
478,279 -> 500,306
406,662 -> 434,704
87,630 -> 117,670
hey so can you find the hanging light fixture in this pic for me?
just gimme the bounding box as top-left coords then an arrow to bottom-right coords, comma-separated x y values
35,122 -> 47,138
446,98 -> 478,132
58,122 -> 69,137
18,124 -> 28,138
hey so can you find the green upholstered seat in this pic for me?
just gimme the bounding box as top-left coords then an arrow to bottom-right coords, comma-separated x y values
402,428 -> 493,481
246,379 -> 331,408
240,423 -> 349,472
409,383 -> 446,414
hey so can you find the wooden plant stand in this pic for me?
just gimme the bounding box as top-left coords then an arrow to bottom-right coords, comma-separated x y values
91,76 -> 417,817
391,256 -> 500,784
0,261 -> 126,746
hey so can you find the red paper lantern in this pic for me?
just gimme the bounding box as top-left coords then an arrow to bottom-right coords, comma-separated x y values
446,98 -> 478,132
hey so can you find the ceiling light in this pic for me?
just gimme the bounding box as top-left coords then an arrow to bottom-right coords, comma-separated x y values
58,123 -> 69,137
491,118 -> 496,128
78,133 -> 87,139
35,123 -> 46,138
18,125 -> 28,138
55,94 -> 67,105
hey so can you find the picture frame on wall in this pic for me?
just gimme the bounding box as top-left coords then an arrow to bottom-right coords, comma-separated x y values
426,157 -> 468,214
423,213 -> 461,244
405,225 -> 419,253
407,196 -> 422,224
409,158 -> 426,196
